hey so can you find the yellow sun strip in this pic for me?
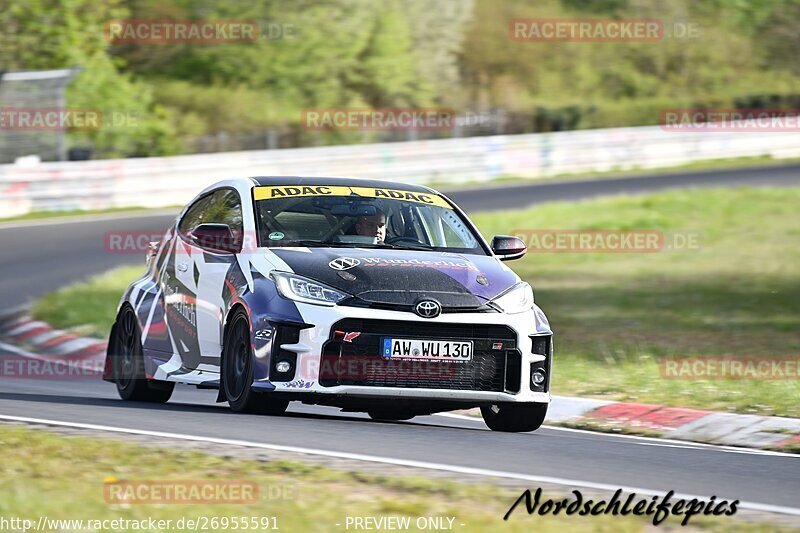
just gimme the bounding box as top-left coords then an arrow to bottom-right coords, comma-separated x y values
253,185 -> 452,208
253,185 -> 352,200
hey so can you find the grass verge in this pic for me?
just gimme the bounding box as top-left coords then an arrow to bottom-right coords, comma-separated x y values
0,425 -> 785,532
471,187 -> 800,417
32,268 -> 142,340
31,187 -> 800,417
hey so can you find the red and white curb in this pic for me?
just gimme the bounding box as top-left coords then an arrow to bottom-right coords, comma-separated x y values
578,402 -> 800,450
458,398 -> 800,451
0,311 -> 106,377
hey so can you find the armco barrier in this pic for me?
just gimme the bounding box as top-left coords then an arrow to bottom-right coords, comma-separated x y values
1,125 -> 799,217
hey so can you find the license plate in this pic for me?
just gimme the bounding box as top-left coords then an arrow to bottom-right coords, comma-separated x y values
382,338 -> 472,362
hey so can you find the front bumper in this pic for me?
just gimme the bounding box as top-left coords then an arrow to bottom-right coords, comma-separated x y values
257,302 -> 553,404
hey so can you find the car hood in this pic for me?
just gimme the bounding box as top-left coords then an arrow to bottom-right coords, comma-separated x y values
268,247 -> 519,309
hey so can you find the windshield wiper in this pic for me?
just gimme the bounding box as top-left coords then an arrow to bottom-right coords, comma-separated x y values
339,241 -> 435,251
379,242 -> 433,251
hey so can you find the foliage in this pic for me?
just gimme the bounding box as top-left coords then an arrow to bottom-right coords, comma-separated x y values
1,0 -> 798,157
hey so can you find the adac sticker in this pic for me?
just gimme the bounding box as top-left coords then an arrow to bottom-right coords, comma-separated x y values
268,231 -> 285,240
348,187 -> 452,208
253,184 -> 452,208
254,185 -> 352,200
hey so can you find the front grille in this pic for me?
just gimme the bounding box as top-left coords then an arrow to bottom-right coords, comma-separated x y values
320,319 -> 520,392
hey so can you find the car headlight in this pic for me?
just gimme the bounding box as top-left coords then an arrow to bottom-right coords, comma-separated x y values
271,272 -> 350,306
490,282 -> 534,314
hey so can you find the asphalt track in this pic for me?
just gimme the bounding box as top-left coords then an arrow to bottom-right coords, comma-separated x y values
1,379 -> 799,513
1,164 -> 799,515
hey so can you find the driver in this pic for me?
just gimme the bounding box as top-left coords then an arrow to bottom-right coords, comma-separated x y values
354,209 -> 386,242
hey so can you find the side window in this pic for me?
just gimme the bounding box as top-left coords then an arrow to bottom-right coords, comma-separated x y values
204,189 -> 243,235
178,193 -> 216,237
440,210 -> 478,248
419,208 -> 478,249
178,189 -> 243,251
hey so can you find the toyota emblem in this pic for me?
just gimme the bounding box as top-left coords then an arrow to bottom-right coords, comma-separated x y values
414,300 -> 441,318
329,257 -> 360,271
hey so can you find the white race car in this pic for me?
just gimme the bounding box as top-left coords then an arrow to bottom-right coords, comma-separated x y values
104,177 -> 553,432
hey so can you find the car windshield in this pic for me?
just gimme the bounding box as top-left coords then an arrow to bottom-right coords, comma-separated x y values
253,185 -> 486,254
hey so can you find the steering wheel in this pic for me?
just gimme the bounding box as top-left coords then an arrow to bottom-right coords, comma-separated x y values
385,236 -> 425,246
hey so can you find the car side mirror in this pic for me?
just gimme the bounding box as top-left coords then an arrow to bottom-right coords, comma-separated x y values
491,235 -> 526,261
189,223 -> 239,253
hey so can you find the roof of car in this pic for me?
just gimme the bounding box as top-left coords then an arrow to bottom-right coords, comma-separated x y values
250,176 -> 437,194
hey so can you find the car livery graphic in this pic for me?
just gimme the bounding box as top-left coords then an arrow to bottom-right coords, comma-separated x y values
104,177 -> 553,431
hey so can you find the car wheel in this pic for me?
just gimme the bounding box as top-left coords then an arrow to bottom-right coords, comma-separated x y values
480,402 -> 547,432
111,305 -> 174,403
367,410 -> 416,421
222,310 -> 289,415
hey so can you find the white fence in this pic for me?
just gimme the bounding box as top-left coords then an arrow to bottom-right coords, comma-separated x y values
2,125 -> 799,217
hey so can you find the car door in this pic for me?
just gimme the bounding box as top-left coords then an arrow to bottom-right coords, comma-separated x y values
172,188 -> 244,371
164,191 -> 216,371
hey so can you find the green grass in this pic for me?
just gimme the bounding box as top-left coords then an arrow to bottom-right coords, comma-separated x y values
471,187 -> 800,417
0,425 -> 716,532
33,268 -> 143,340
32,187 -> 800,417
